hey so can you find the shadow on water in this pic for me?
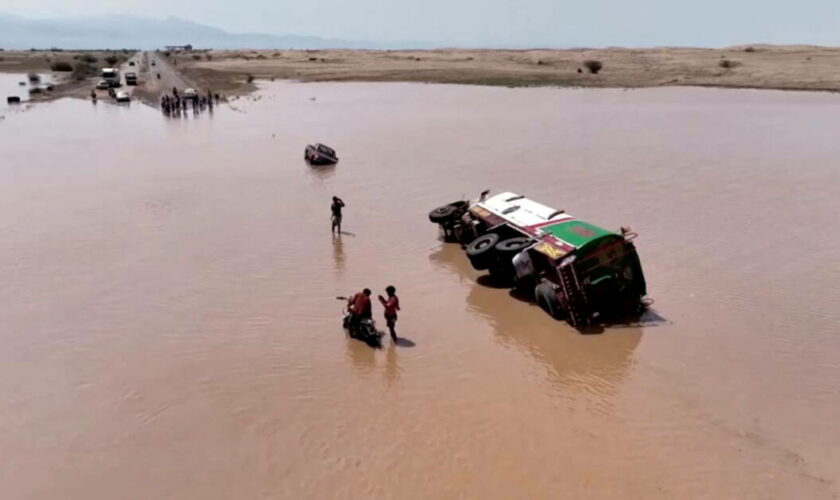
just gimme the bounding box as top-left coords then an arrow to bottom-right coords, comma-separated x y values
429,244 -> 644,393
346,337 -> 376,373
394,337 -> 416,348
434,243 -> 668,334
307,163 -> 337,181
332,235 -> 345,273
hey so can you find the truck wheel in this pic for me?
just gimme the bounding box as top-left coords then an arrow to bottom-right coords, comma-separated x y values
465,233 -> 500,270
428,204 -> 458,224
495,237 -> 534,254
535,282 -> 565,320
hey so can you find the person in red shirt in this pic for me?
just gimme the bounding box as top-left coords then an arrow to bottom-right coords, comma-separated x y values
378,285 -> 400,342
347,288 -> 372,329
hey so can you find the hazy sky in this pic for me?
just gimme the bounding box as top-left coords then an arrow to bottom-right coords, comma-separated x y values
2,0 -> 840,47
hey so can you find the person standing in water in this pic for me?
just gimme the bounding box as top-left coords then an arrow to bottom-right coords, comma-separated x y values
378,286 -> 400,343
331,196 -> 345,234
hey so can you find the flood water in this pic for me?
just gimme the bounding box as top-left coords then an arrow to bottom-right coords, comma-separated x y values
1,82 -> 839,499
0,73 -> 53,111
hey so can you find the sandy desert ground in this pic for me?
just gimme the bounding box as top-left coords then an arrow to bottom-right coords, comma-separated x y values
5,45 -> 840,104
176,45 -> 840,94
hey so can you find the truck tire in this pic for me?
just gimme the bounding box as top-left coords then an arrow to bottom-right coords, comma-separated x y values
465,233 -> 500,270
535,282 -> 565,320
495,237 -> 534,254
428,204 -> 458,224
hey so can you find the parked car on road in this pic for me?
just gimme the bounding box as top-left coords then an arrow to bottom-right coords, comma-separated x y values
429,191 -> 649,328
125,72 -> 138,86
115,91 -> 130,103
96,80 -> 110,90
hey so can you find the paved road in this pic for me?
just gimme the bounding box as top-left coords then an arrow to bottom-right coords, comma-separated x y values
122,51 -> 198,107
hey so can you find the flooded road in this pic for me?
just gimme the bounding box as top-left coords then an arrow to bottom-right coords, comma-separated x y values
1,83 -> 839,499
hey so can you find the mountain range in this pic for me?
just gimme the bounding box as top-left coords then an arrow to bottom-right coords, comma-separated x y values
0,14 -> 396,50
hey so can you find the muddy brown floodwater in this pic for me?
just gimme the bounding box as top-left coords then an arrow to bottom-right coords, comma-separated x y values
1,83 -> 839,499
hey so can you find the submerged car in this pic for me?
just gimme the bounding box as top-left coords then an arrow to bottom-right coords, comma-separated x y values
305,143 -> 338,165
115,91 -> 130,103
429,191 -> 649,328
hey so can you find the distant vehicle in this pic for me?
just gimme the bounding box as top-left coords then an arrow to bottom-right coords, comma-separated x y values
151,61 -> 156,66
7,96 -> 21,104
129,61 -> 135,66
115,91 -> 130,103
125,72 -> 138,86
96,80 -> 110,90
183,88 -> 198,100
428,190 -> 649,328
101,68 -> 121,88
305,143 -> 338,165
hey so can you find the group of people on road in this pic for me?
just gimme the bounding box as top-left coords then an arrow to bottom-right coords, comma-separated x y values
334,196 -> 403,344
160,87 -> 221,117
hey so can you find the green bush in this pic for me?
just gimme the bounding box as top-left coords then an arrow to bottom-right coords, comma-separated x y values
82,54 -> 98,63
744,46 -> 756,53
51,61 -> 73,71
72,61 -> 97,80
246,74 -> 255,83
193,54 -> 202,60
105,55 -> 119,65
719,59 -> 739,69
583,60 -> 603,74
28,72 -> 40,82
29,87 -> 43,95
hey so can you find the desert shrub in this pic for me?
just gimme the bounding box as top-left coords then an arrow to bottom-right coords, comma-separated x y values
583,60 -> 603,74
206,54 -> 213,61
28,72 -> 40,82
105,55 -> 119,65
29,87 -> 42,95
744,46 -> 755,53
256,54 -> 266,60
163,51 -> 171,57
719,59 -> 739,69
537,59 -> 544,65
308,57 -> 317,61
246,74 -> 255,83
72,54 -> 81,60
193,54 -> 202,60
51,61 -> 73,71
0,57 -> 4,61
82,54 -> 97,63
72,61 -> 96,80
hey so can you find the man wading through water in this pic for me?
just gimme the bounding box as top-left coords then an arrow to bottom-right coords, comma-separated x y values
378,286 -> 401,342
331,196 -> 345,234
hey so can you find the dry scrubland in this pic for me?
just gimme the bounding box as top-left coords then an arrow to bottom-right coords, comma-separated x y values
175,45 -> 840,94
5,45 -> 840,102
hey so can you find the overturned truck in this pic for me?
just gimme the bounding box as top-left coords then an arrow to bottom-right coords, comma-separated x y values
429,191 -> 649,328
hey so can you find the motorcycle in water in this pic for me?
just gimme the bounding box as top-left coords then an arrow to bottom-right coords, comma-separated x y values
337,297 -> 383,348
